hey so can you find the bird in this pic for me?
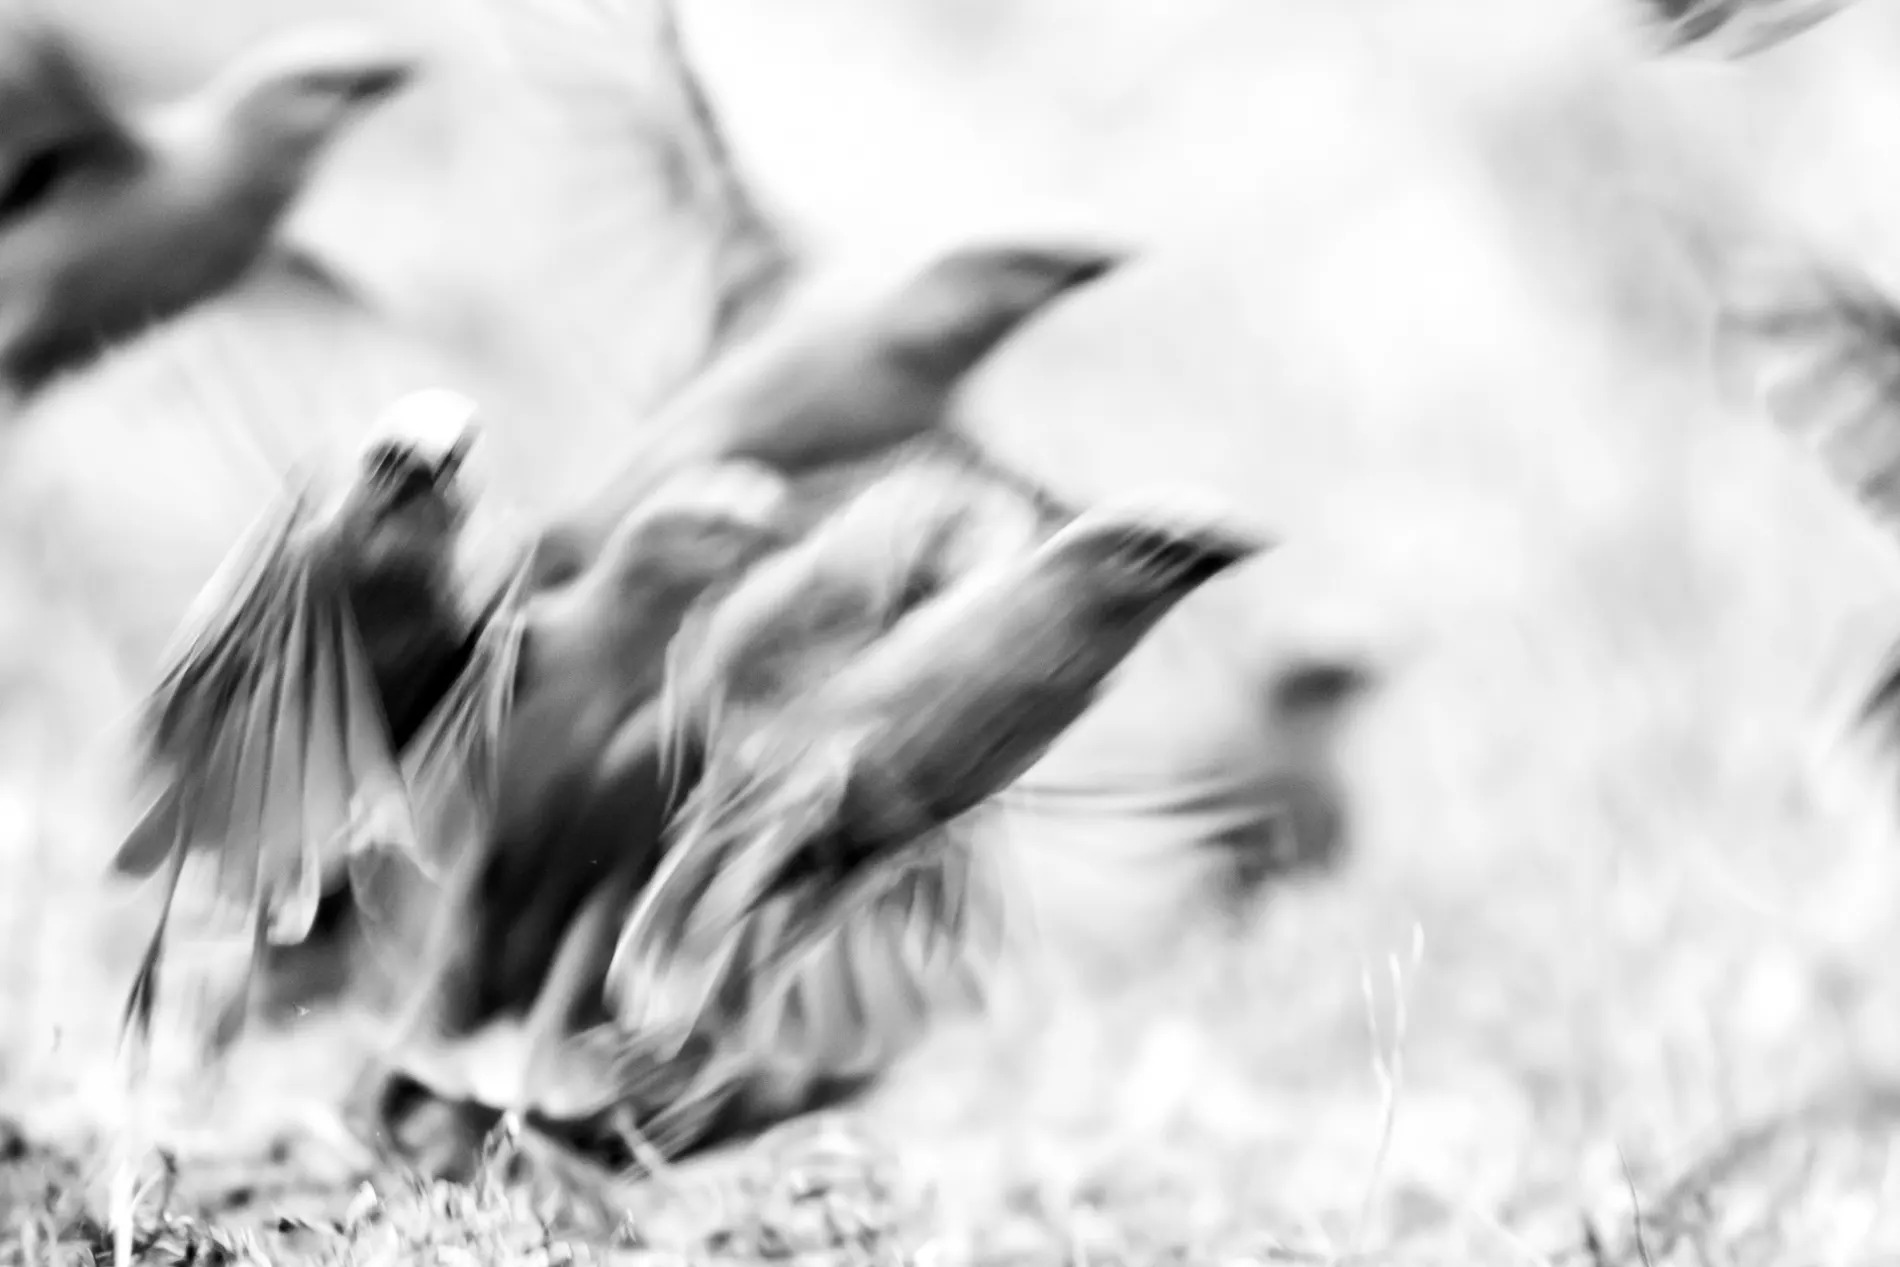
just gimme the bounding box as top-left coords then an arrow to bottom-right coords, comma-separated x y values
355,449 -> 1272,1181
526,237 -> 1127,590
309,442 -> 1046,1180
0,13 -> 418,400
373,461 -> 794,1084
1634,0 -> 1860,58
108,387 -> 516,1072
326,459 -> 796,1178
468,450 -> 1049,1162
607,484 -> 1274,1067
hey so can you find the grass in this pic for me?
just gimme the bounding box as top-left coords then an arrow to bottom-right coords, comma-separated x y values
14,0 -> 1900,1262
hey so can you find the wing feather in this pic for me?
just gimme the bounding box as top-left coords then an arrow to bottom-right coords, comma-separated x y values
111,478 -> 411,1056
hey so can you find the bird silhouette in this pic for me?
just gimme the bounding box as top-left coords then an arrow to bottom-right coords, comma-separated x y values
608,486 -> 1272,1064
0,12 -> 415,399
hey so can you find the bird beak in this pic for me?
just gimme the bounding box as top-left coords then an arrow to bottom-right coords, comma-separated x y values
312,57 -> 417,109
1044,243 -> 1130,291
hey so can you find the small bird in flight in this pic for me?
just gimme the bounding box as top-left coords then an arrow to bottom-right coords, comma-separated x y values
0,14 -> 415,399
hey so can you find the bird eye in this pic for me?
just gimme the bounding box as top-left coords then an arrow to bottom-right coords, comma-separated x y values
0,145 -> 78,226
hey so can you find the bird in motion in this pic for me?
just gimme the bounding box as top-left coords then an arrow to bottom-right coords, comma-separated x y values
349,443 -> 1268,1180
1635,0 -> 1862,58
0,11 -> 416,401
105,225 -> 1129,1173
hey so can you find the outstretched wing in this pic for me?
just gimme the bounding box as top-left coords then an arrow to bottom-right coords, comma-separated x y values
113,483 -> 408,949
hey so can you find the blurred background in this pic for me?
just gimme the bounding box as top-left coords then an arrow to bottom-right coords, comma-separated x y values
11,0 -> 1900,1260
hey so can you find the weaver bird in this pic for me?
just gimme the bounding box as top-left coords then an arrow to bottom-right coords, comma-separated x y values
0,15 -> 416,399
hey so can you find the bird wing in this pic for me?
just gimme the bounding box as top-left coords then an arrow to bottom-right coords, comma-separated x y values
428,0 -> 802,526
664,447 -> 1056,756
1636,0 -> 1859,59
1718,256 -> 1900,532
723,821 -> 1002,1072
394,562 -> 534,875
0,13 -> 132,161
112,482 -> 410,949
606,723 -> 867,1037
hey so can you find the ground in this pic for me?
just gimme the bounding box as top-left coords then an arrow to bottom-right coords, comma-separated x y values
11,0 -> 1900,1263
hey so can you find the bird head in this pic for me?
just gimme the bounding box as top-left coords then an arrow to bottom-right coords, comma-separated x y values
330,388 -> 483,589
1043,491 -> 1273,619
195,27 -> 417,173
874,237 -> 1131,378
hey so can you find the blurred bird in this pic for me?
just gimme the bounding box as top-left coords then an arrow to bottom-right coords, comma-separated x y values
481,453 -> 1050,1160
111,387 -> 511,1070
316,446 -> 1046,1178
1637,0 -> 1860,58
608,487 -> 1273,1060
1718,258 -> 1900,512
0,13 -> 415,399
529,237 -> 1127,588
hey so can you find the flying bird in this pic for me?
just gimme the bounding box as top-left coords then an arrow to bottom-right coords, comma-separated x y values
110,387 -> 514,1071
529,238 -> 1127,589
608,486 -> 1272,1061
1715,255 -> 1900,751
0,14 -> 415,399
1636,0 -> 1860,57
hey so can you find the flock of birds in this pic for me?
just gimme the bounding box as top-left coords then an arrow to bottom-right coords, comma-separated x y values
0,0 -> 1346,1206
8,0 -> 1900,1235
